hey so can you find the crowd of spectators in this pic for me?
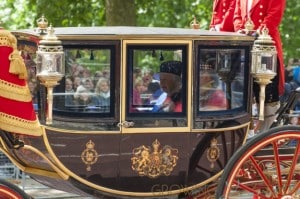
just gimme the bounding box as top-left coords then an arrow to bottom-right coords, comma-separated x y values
64,62 -> 111,112
22,49 -> 177,114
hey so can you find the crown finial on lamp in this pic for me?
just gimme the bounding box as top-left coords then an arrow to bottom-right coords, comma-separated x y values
35,15 -> 49,35
190,16 -> 200,29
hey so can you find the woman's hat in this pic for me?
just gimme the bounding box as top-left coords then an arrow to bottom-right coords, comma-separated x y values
159,61 -> 182,76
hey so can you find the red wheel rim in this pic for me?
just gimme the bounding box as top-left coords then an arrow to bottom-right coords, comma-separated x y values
223,132 -> 300,198
0,184 -> 23,199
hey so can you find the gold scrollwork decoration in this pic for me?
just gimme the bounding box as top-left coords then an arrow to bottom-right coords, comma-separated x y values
131,139 -> 179,178
206,137 -> 220,169
81,140 -> 98,171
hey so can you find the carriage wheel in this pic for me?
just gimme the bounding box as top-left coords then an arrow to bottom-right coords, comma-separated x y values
0,178 -> 31,199
216,125 -> 300,199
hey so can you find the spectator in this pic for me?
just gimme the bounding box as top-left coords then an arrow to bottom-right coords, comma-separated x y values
281,67 -> 300,106
74,85 -> 98,112
65,77 -> 75,105
93,71 -> 103,86
83,78 -> 94,92
28,79 -> 38,104
142,70 -> 154,88
102,68 -> 110,79
132,78 -> 144,106
95,78 -> 110,109
73,76 -> 82,91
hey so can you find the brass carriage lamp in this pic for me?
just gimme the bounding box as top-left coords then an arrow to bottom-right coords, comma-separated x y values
36,25 -> 64,125
251,26 -> 277,120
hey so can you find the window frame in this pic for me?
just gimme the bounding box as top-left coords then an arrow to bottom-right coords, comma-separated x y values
121,40 -> 192,133
194,43 -> 251,119
52,41 -> 120,120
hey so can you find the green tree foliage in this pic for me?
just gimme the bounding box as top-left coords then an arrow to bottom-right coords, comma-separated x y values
34,0 -> 106,27
0,0 -> 36,29
281,1 -> 300,63
136,0 -> 212,29
0,0 -> 299,64
105,0 -> 135,26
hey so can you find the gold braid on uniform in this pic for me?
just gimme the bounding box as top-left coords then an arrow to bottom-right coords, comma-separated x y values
0,79 -> 32,102
0,112 -> 42,136
0,29 -> 28,79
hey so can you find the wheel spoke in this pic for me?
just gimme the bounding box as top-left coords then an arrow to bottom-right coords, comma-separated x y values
289,181 -> 300,195
232,179 -> 269,199
249,155 -> 277,197
272,139 -> 283,195
216,127 -> 300,199
284,138 -> 300,194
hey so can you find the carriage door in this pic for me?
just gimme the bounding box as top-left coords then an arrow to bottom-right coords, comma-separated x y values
120,40 -> 192,133
117,40 -> 192,188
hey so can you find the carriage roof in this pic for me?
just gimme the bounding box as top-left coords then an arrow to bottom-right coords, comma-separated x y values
13,26 -> 253,41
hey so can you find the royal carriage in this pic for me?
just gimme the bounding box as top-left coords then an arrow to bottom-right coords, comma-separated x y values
0,17 -> 299,198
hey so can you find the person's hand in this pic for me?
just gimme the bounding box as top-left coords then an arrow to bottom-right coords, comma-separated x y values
251,31 -> 259,38
161,101 -> 175,112
210,25 -> 220,31
237,29 -> 258,37
237,29 -> 247,34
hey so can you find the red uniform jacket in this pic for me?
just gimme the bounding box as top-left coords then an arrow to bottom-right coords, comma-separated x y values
210,0 -> 236,32
234,0 -> 286,95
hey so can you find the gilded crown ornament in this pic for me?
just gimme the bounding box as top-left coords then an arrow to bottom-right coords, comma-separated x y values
207,138 -> 220,169
190,16 -> 200,29
36,15 -> 49,35
81,140 -> 99,171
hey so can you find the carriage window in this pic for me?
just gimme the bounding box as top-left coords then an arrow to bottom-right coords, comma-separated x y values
126,46 -> 187,117
53,47 -> 114,115
198,49 -> 246,113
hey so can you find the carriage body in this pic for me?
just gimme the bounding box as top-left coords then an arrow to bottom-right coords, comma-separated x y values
0,26 -> 269,198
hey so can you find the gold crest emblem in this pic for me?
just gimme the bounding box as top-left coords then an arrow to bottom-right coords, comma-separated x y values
131,139 -> 179,178
207,138 -> 220,169
81,140 -> 98,171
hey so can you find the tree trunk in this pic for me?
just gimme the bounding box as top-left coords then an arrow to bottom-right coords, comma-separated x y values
105,0 -> 136,26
